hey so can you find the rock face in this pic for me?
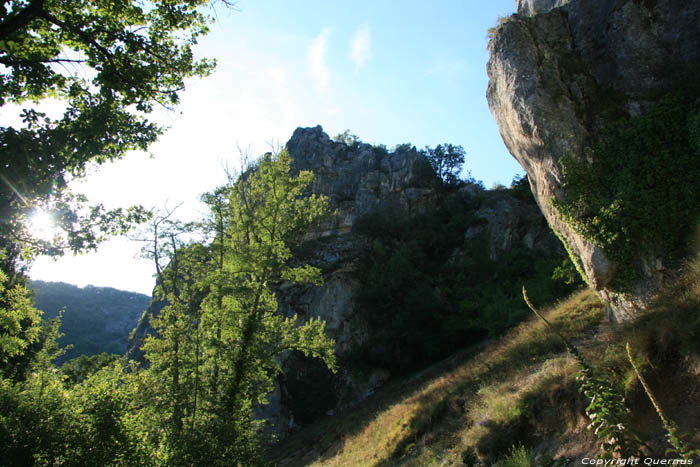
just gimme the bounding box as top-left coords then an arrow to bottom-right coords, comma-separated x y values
268,128 -> 564,438
271,128 -> 436,431
287,125 -> 435,234
487,0 -> 700,321
127,126 -> 567,439
516,0 -> 570,16
464,188 -> 560,261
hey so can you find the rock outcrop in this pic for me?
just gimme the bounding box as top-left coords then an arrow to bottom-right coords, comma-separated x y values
128,126 -> 568,439
487,0 -> 700,321
464,188 -> 560,261
268,128 -> 565,438
287,125 -> 435,235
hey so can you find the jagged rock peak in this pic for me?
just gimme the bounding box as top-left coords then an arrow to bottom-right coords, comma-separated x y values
487,0 -> 700,321
516,0 -> 570,16
285,125 -> 435,235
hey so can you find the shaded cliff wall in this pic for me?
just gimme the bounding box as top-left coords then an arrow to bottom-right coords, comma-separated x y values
269,127 -> 567,437
487,0 -> 700,320
127,126 -> 569,438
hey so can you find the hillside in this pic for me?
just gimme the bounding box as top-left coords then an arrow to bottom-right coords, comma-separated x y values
29,280 -> 150,364
127,126 -> 580,439
271,268 -> 700,465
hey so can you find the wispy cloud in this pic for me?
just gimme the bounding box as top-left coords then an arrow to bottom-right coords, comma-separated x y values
308,28 -> 330,94
425,59 -> 469,79
350,24 -> 371,72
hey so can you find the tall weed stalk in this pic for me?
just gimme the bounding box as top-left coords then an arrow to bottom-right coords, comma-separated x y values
626,343 -> 699,460
523,287 -> 641,459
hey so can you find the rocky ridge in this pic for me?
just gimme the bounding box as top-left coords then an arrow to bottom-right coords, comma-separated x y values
487,0 -> 700,321
128,126 -> 566,439
263,127 -> 565,437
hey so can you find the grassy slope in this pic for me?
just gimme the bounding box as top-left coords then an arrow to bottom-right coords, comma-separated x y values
271,267 -> 700,466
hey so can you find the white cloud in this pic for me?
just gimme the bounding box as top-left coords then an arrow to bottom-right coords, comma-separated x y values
308,28 -> 330,94
425,59 -> 469,79
351,24 -> 371,71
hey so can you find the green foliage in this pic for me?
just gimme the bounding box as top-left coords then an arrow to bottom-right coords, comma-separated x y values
0,150 -> 337,465
333,129 -> 361,146
0,0 -> 228,277
351,186 -> 577,374
60,352 -> 121,385
493,444 -> 531,467
576,362 -> 639,459
351,193 -> 475,371
392,142 -> 415,152
136,150 -> 337,464
454,244 -> 576,339
552,256 -> 581,286
0,269 -> 43,381
0,359 -> 148,466
487,16 -> 512,41
509,174 -> 534,203
552,94 -> 700,289
421,143 -> 466,185
372,143 -> 389,157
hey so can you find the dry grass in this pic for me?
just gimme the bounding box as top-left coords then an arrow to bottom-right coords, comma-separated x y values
271,266 -> 700,465
272,289 -> 606,466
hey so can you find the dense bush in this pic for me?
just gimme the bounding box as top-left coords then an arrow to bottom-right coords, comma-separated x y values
350,182 -> 579,374
552,94 -> 700,289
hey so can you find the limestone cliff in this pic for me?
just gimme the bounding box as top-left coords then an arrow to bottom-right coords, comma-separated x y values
266,127 -> 566,437
487,0 -> 700,321
128,126 -> 569,439
287,125 -> 435,234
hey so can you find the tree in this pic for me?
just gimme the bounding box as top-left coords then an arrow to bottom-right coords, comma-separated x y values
0,0 -> 231,277
138,150 -> 337,464
0,268 -> 43,381
333,129 -> 360,146
422,143 -> 466,185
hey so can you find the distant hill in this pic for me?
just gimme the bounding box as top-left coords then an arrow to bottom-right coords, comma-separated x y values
29,280 -> 151,364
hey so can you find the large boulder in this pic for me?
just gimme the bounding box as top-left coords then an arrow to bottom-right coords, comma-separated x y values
487,0 -> 700,321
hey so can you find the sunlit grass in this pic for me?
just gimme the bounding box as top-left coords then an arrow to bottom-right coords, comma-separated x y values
272,289 -> 605,466
274,276 -> 700,465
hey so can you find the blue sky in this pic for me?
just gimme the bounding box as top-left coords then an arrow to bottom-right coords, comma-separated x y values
30,0 -> 521,295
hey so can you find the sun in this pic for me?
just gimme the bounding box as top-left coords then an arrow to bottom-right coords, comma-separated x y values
29,209 -> 56,241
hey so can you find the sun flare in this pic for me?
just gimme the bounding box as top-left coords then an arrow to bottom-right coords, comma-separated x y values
29,209 -> 56,241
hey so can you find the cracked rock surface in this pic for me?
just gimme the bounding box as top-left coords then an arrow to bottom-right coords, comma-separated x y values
487,0 -> 700,321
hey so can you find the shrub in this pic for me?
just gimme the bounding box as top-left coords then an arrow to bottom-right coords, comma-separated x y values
350,186 -> 578,374
552,94 -> 700,289
493,444 -> 531,467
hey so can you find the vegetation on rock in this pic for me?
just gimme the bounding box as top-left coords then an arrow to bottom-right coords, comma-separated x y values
420,143 -> 466,186
552,94 -> 700,289
350,177 -> 580,375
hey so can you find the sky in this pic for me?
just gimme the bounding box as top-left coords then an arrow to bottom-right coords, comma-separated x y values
29,0 -> 521,296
